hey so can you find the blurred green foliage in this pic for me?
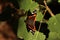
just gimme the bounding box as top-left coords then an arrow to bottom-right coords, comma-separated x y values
58,0 -> 60,3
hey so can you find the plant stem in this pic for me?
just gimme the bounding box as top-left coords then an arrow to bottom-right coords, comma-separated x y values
43,0 -> 54,17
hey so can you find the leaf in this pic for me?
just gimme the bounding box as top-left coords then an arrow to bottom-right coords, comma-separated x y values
17,17 -> 27,39
47,14 -> 60,40
48,32 -> 60,40
19,0 -> 39,12
24,31 -> 45,40
48,14 -> 60,33
36,11 -> 43,21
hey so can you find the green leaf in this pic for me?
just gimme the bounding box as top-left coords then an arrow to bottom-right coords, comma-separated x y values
48,32 -> 60,40
19,0 -> 39,12
24,31 -> 45,40
48,14 -> 60,33
36,11 -> 43,21
17,17 -> 27,39
47,14 -> 60,40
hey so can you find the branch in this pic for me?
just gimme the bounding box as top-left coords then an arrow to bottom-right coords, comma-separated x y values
43,0 -> 54,17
